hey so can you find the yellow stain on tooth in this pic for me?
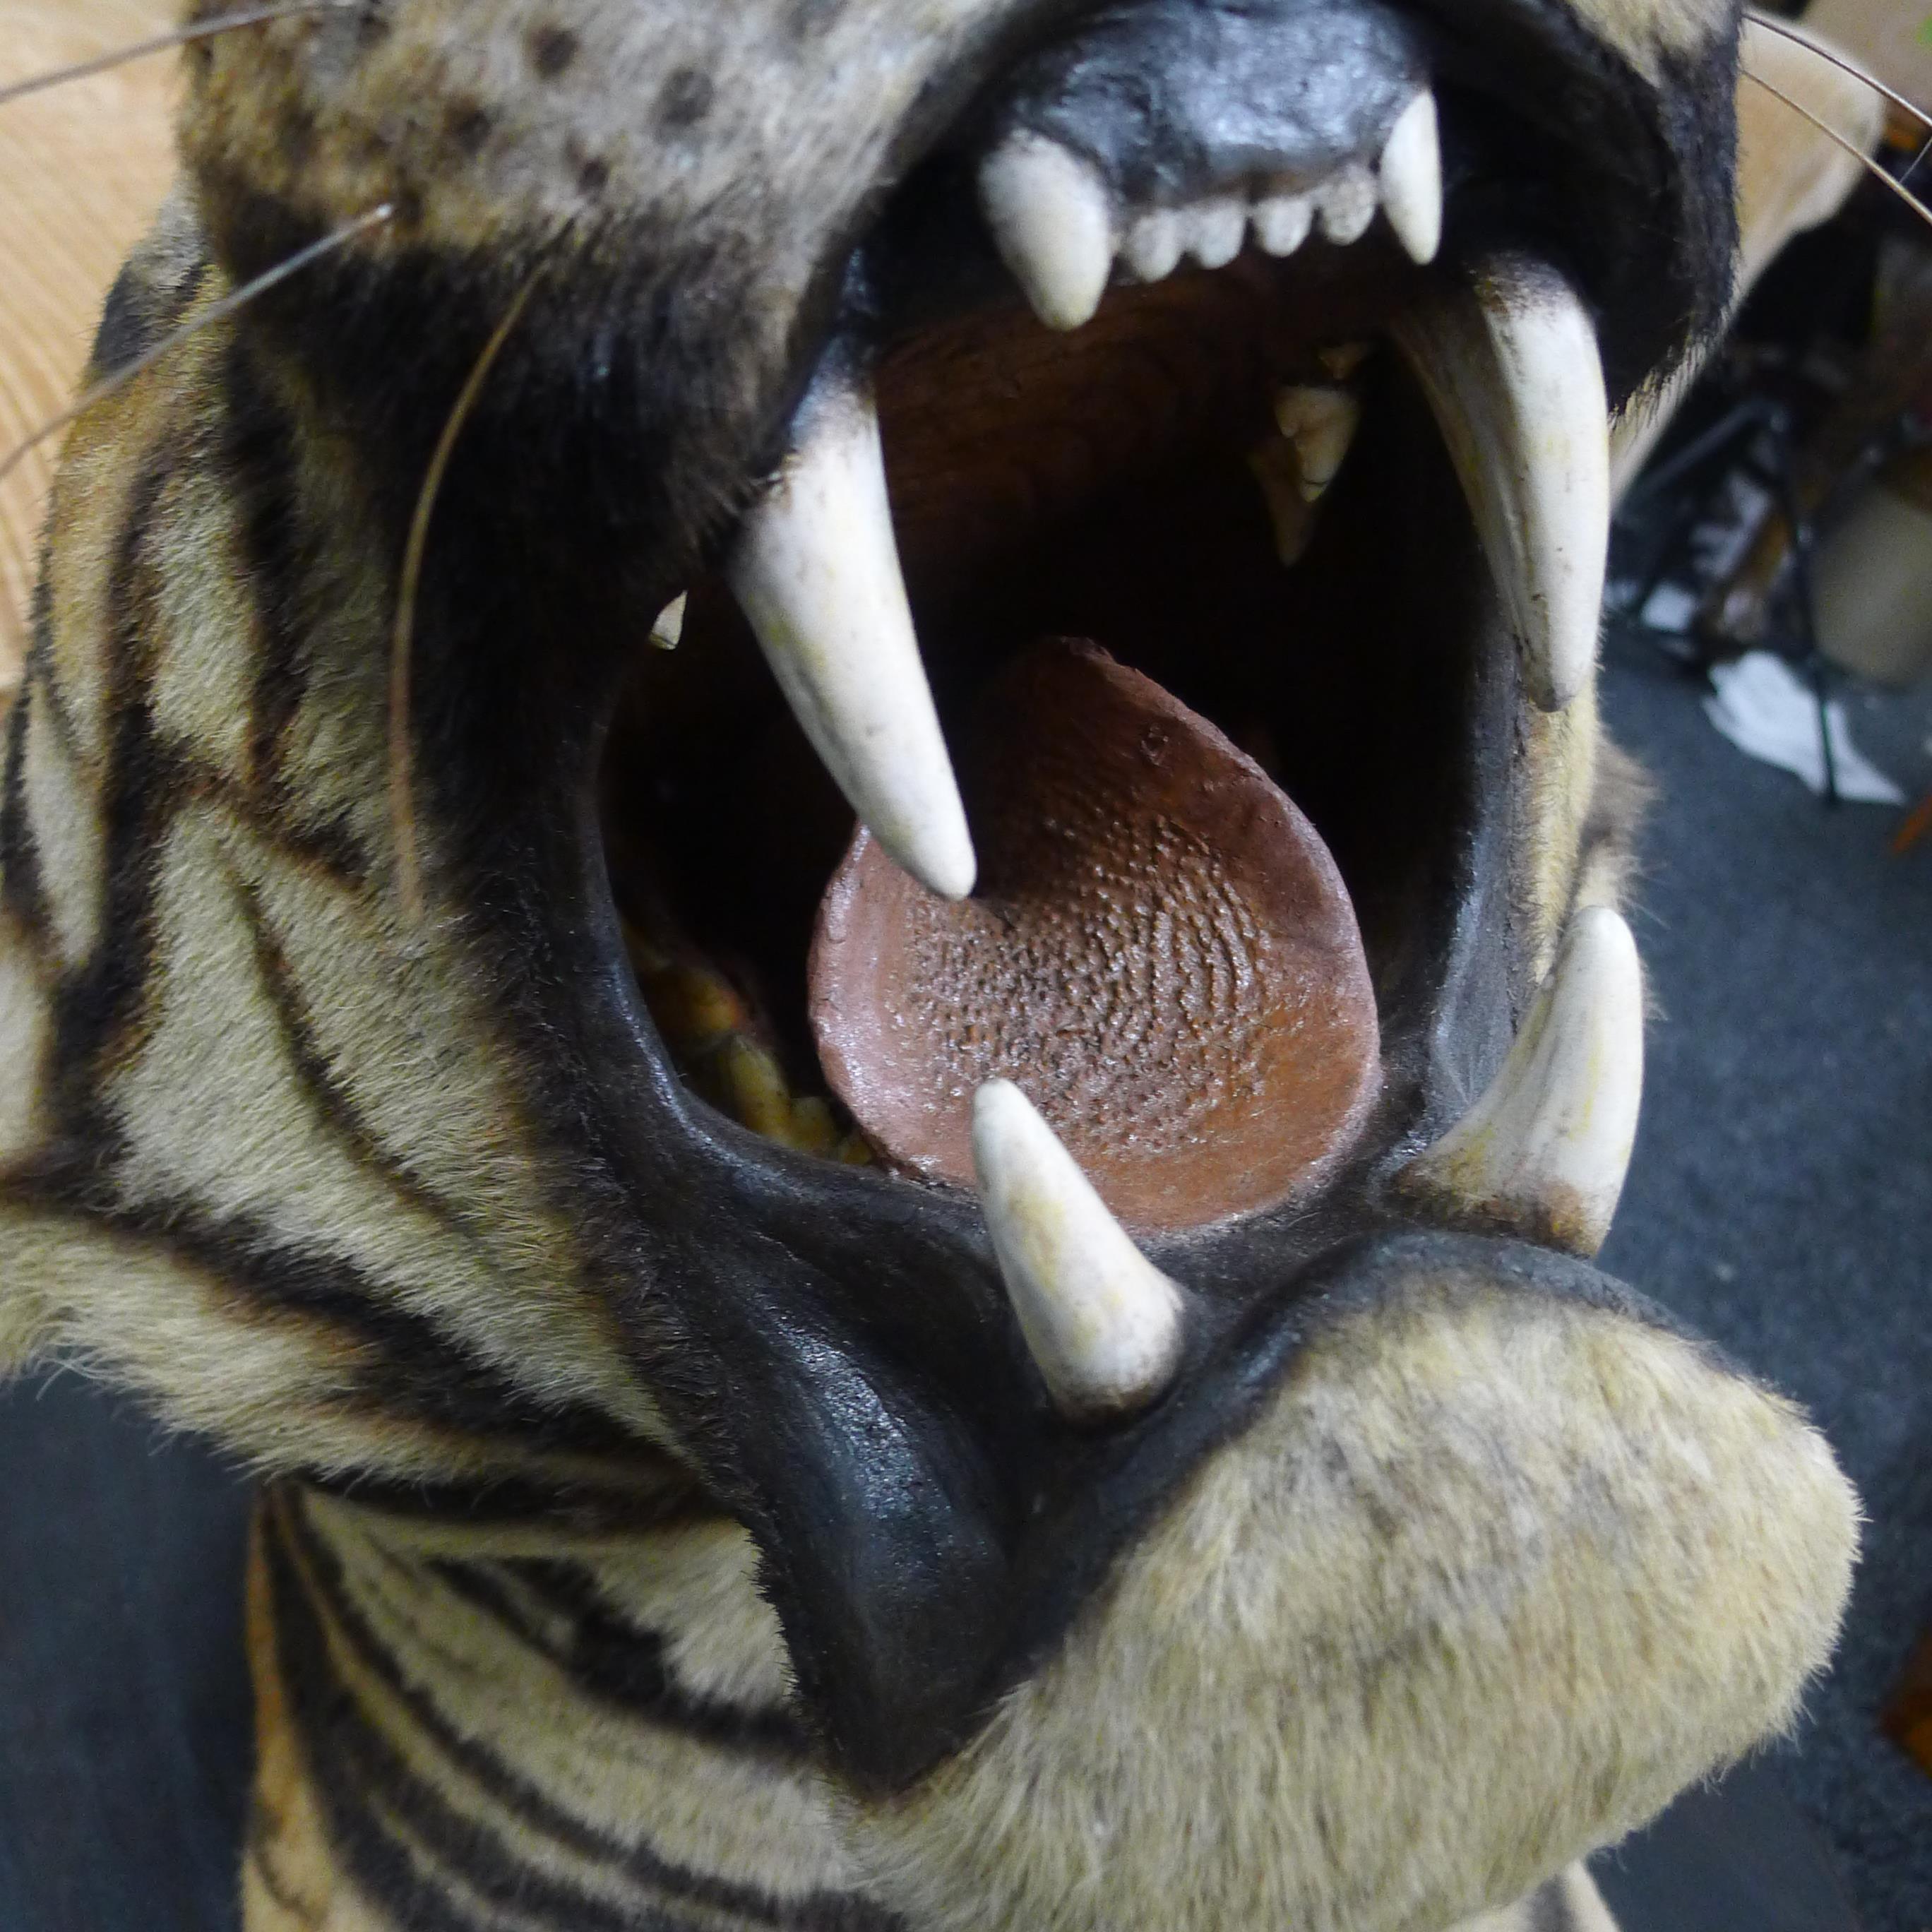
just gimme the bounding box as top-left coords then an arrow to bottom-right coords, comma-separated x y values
622,922 -> 870,1159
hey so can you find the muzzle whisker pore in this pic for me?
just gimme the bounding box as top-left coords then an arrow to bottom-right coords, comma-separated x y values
1740,65 -> 1932,233
0,0 -> 358,113
389,276 -> 542,924
0,202 -> 396,495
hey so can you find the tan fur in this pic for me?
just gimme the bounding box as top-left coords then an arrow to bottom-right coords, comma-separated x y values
1566,0 -> 1731,74
246,1489 -> 879,1930
1453,1865 -> 1619,1932
849,1266 -> 1855,1932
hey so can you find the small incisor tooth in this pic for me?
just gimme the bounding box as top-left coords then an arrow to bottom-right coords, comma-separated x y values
978,133 -> 1115,330
1123,208 -> 1185,282
1253,191 -> 1314,257
1316,164 -> 1378,244
1188,196 -> 1248,269
972,1079 -> 1186,1422
1273,383 -> 1362,501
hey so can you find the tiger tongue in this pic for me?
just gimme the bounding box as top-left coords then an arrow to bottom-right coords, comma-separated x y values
809,638 -> 1381,1232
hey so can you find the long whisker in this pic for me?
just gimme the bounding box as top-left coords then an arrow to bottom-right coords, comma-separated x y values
0,0 -> 355,112
1741,11 -> 1931,133
389,278 -> 541,924
1741,66 -> 1932,233
0,203 -> 395,494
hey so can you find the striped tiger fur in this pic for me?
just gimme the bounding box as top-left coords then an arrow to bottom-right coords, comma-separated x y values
0,1 -> 1861,1928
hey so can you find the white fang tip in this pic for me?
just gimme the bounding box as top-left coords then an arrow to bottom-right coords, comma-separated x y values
1393,253 -> 1610,711
1378,90 -> 1443,264
1397,905 -> 1643,1256
1273,384 -> 1362,502
648,592 -> 686,650
971,1080 -> 1185,1422
727,372 -> 976,900
979,135 -> 1114,331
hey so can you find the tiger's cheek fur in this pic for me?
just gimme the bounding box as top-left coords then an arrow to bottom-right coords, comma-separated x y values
847,1270 -> 1855,1932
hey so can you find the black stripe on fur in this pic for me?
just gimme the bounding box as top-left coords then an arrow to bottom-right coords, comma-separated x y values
267,1489 -> 904,1932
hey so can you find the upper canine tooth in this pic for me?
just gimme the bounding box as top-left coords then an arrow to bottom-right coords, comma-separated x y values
1274,384 -> 1361,501
1395,905 -> 1642,1257
1392,254 -> 1610,711
726,366 -> 976,900
971,1079 -> 1186,1421
1316,165 -> 1377,244
1378,90 -> 1442,263
978,134 -> 1114,330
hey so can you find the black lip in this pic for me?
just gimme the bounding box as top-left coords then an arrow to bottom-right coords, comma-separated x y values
979,0 -> 1428,206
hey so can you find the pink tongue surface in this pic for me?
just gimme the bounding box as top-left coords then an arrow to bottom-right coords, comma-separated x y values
809,640 -> 1381,1232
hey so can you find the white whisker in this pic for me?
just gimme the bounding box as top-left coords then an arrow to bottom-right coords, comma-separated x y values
1741,66 -> 1932,234
389,278 -> 542,924
0,203 -> 395,494
1741,11 -> 1931,133
0,1 -> 357,112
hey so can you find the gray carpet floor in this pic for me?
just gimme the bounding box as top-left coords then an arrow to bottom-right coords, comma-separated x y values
1597,628 -> 1932,1932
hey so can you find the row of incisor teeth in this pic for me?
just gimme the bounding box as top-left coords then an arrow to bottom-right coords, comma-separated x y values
978,90 -> 1442,335
970,898 -> 1642,1427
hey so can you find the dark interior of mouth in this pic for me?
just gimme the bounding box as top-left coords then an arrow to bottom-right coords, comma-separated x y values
597,244 -> 1495,1227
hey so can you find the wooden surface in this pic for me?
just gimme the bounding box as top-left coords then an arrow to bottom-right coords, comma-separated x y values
0,0 -> 179,685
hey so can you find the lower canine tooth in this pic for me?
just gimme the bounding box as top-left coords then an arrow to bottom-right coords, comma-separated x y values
1395,904 -> 1643,1256
978,134 -> 1114,330
1378,90 -> 1443,263
971,1080 -> 1186,1422
1274,384 -> 1361,501
1392,254 -> 1610,711
726,364 -> 977,900
1316,165 -> 1377,244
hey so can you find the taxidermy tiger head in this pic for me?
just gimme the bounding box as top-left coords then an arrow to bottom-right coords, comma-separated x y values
0,1 -> 1861,1928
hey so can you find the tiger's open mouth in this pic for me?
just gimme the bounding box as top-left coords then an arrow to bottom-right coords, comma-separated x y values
597,0 -> 1630,1347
